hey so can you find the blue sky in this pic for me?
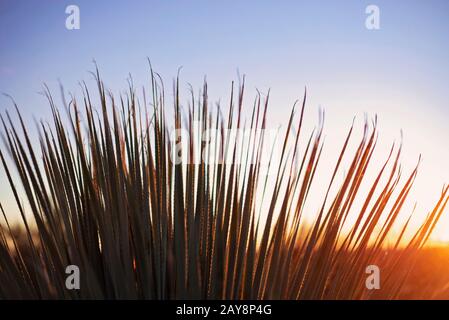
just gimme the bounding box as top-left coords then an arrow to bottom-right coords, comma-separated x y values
1,0 -> 449,240
1,0 -> 448,110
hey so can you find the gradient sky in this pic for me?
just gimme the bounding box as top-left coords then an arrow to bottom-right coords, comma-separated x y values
1,0 -> 449,241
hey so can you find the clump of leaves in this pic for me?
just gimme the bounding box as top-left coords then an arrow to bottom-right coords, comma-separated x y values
0,67 -> 447,299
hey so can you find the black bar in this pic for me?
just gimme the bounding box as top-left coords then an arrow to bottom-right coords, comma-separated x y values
0,300 -> 444,318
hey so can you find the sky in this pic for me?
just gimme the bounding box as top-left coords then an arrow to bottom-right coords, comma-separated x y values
0,0 -> 449,241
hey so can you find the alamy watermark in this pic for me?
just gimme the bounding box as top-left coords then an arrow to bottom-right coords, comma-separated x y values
365,264 -> 380,290
170,124 -> 280,170
65,5 -> 80,30
365,5 -> 380,30
65,265 -> 80,290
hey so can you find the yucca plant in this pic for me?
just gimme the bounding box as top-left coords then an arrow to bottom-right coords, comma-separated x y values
0,65 -> 447,299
